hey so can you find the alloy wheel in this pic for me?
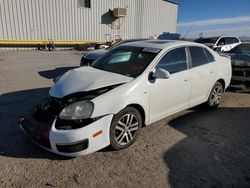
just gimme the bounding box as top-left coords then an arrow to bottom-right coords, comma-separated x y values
210,84 -> 223,106
114,113 -> 139,146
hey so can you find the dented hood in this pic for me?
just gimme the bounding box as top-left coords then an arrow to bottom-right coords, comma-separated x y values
49,66 -> 133,98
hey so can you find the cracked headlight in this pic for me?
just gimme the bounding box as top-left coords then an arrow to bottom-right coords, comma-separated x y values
59,100 -> 94,120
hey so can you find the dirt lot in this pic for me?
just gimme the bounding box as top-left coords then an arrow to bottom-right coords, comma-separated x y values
0,50 -> 250,188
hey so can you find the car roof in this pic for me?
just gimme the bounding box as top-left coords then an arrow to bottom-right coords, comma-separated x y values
119,40 -> 199,50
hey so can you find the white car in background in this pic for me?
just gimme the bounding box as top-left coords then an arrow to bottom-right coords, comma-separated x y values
19,40 -> 232,157
195,36 -> 241,52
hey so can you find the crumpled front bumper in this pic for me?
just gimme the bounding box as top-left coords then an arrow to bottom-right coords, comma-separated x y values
19,115 -> 113,157
19,118 -> 52,149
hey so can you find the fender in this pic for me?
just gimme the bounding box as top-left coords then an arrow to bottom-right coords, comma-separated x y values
91,77 -> 150,124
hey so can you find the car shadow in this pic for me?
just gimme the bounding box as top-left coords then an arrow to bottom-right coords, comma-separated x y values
163,107 -> 250,188
38,66 -> 78,80
0,88 -> 70,160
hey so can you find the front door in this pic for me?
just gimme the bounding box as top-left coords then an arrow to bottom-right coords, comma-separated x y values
149,47 -> 192,122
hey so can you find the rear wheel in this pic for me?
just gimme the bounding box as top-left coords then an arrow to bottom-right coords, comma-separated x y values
206,81 -> 224,109
110,107 -> 142,150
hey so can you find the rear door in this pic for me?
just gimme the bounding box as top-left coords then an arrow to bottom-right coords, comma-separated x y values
223,37 -> 241,51
188,46 -> 216,106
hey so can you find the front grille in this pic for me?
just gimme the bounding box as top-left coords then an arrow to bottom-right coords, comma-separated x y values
230,79 -> 243,85
245,81 -> 250,88
232,65 -> 250,82
232,70 -> 244,77
56,139 -> 89,153
246,70 -> 250,77
55,118 -> 96,130
230,80 -> 250,89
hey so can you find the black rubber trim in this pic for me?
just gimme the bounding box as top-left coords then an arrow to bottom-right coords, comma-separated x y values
56,139 -> 89,153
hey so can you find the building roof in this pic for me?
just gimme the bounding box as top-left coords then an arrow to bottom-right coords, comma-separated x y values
163,0 -> 179,5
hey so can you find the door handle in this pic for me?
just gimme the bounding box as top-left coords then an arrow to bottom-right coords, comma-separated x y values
210,70 -> 214,74
184,78 -> 191,82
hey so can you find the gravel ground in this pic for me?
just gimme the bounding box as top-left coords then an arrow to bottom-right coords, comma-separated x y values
0,50 -> 250,188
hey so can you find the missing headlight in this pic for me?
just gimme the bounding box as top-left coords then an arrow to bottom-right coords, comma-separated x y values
32,98 -> 65,122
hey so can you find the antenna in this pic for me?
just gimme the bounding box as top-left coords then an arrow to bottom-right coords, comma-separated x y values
183,25 -> 193,39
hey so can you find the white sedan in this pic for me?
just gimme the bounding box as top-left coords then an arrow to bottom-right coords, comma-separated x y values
19,40 -> 232,157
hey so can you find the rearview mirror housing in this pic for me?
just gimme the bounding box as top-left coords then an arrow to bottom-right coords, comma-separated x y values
152,68 -> 170,79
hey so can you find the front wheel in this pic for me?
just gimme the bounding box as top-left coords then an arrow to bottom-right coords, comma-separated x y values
110,107 -> 142,150
206,81 -> 224,109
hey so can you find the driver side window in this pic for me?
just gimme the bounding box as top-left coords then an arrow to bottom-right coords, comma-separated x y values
217,38 -> 226,46
156,47 -> 188,74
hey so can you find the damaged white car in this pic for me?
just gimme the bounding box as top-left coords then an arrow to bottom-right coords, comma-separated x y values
19,40 -> 232,157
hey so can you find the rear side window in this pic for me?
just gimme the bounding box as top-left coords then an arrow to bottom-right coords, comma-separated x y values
156,47 -> 187,74
189,46 -> 209,67
204,48 -> 215,62
225,37 -> 239,44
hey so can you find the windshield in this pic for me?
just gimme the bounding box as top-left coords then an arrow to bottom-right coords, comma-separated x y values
107,41 -> 124,50
92,46 -> 160,77
229,44 -> 250,55
107,39 -> 148,50
195,37 -> 219,44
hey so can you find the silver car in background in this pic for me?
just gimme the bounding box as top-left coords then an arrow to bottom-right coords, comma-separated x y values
195,36 -> 241,52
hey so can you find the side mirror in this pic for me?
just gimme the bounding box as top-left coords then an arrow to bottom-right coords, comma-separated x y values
152,68 -> 171,79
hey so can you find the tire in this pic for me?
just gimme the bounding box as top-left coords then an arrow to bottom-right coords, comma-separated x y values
110,107 -> 142,150
206,81 -> 224,109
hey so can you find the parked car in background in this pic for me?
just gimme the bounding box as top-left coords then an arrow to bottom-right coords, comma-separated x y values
157,32 -> 181,40
20,40 -> 231,157
195,36 -> 241,52
226,42 -> 250,89
80,38 -> 149,66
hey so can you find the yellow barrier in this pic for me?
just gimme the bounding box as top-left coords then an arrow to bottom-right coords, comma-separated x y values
0,39 -> 105,46
0,40 -> 47,45
0,39 -> 107,50
52,40 -> 105,45
0,39 -> 105,44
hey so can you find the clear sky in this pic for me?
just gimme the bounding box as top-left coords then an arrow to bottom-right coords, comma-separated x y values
175,0 -> 250,38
